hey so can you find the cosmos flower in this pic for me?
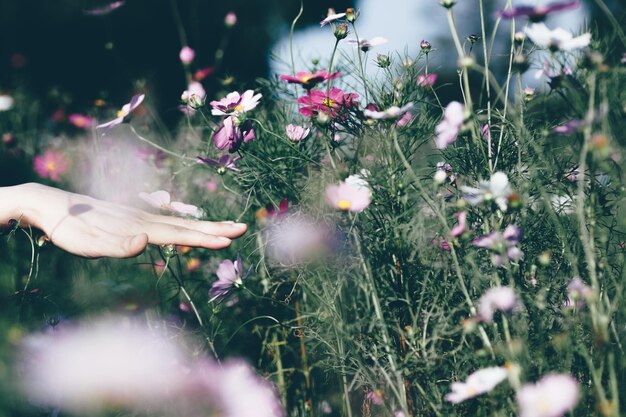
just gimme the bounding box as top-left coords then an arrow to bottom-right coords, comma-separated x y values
96,94 -> 145,130
285,124 -> 310,141
363,103 -> 413,120
210,90 -> 261,116
197,154 -> 241,173
445,367 -> 509,403
212,116 -> 255,153
517,374 -> 579,417
179,46 -> 195,65
498,1 -> 580,22
320,9 -> 346,27
209,254 -> 250,303
450,211 -> 467,238
33,150 -> 70,181
279,70 -> 340,90
138,190 -> 201,217
435,101 -> 465,149
417,73 -> 437,88
476,286 -> 519,323
224,12 -> 237,27
565,277 -> 592,309
525,23 -> 591,51
19,316 -> 188,413
83,1 -> 125,15
325,181 -> 371,212
297,88 -> 359,118
460,172 -> 513,212
181,81 -> 206,109
263,213 -> 330,266
346,36 -> 388,52
68,113 -> 95,129
0,94 -> 15,111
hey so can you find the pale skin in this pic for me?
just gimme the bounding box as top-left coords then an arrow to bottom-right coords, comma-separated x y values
0,183 -> 247,258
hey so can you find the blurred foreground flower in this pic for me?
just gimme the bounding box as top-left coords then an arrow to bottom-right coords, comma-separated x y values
498,1 -> 580,22
139,190 -> 202,217
320,9 -> 346,27
346,36 -> 388,52
68,113 -> 95,129
96,94 -> 145,131
325,181 -> 371,212
435,101 -> 465,149
83,1 -> 125,15
263,213 -> 331,266
209,254 -> 250,303
179,46 -> 195,65
445,367 -> 508,403
476,286 -> 519,322
565,277 -> 592,309
197,154 -> 241,174
0,94 -> 15,111
363,103 -> 413,120
33,150 -> 70,181
417,73 -> 437,88
461,171 -> 514,212
473,224 -> 523,266
280,70 -> 339,90
181,81 -> 206,110
517,373 -> 579,417
525,23 -> 590,51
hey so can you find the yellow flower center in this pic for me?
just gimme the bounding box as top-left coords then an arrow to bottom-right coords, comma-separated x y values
46,161 -> 56,172
322,98 -> 335,108
235,104 -> 244,112
116,109 -> 128,118
300,75 -> 313,83
337,199 -> 352,210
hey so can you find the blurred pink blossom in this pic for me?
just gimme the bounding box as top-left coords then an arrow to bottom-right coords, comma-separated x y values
417,73 -> 437,88
68,113 -> 95,129
477,286 -> 518,323
138,190 -> 202,217
445,367 -> 508,403
325,181 -> 371,212
179,46 -> 195,65
33,150 -> 70,181
224,12 -> 237,27
285,124 -> 310,141
517,373 -> 579,417
435,101 -> 465,149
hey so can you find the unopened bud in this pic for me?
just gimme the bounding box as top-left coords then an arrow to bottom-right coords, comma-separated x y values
514,31 -> 526,44
317,112 -> 331,126
345,8 -> 356,23
523,87 -> 535,102
512,54 -> 529,73
376,54 -> 391,68
224,12 -> 237,28
434,170 -> 447,184
439,0 -> 456,9
333,23 -> 349,40
467,34 -> 479,44
420,39 -> 432,53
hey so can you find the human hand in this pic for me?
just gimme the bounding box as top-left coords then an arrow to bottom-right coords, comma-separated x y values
1,183 -> 247,258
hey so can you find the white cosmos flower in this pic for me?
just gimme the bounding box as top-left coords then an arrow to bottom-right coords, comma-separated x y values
445,367 -> 509,403
517,373 -> 579,417
525,23 -> 591,51
363,103 -> 413,120
0,94 -> 14,111
461,171 -> 513,211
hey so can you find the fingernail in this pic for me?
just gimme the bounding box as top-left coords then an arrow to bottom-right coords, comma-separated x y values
234,222 -> 247,228
218,236 -> 232,243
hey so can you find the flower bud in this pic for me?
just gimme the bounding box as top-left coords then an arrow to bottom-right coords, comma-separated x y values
523,87 -> 535,102
316,112 -> 331,126
420,40 -> 432,53
434,170 -> 447,184
333,23 -> 349,40
376,54 -> 391,68
179,46 -> 195,66
467,34 -> 479,44
439,0 -> 456,9
514,31 -> 526,44
345,8 -> 356,23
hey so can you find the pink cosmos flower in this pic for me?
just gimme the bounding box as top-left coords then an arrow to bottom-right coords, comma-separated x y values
396,111 -> 414,127
209,254 -> 250,303
498,1 -> 580,22
33,150 -> 70,181
96,94 -> 145,130
138,190 -> 201,217
461,171 -> 513,212
363,103 -> 413,120
210,90 -> 261,116
435,101 -> 465,149
280,70 -> 340,90
325,181 -> 371,212
366,390 -> 384,405
297,88 -> 359,118
181,81 -> 206,110
477,286 -> 518,323
213,116 -> 255,153
417,73 -> 437,88
224,12 -> 237,27
68,113 -> 94,129
285,124 -> 310,141
179,46 -> 195,65
565,277 -> 592,309
445,367 -> 509,403
320,9 -> 346,27
263,213 -> 330,266
517,374 -> 579,417
473,224 -> 523,266
197,154 -> 241,173
450,211 -> 467,238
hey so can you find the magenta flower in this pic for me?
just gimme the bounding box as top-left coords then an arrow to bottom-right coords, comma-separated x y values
96,94 -> 145,130
476,286 -> 519,323
197,154 -> 241,173
445,367 -> 509,403
517,374 -> 579,417
363,103 -> 413,120
83,1 -> 125,15
498,1 -> 580,22
210,90 -> 261,116
285,124 -> 310,141
325,181 -> 371,212
396,111 -> 414,127
279,70 -> 340,90
417,73 -> 437,88
209,254 -> 250,303
33,150 -> 70,181
450,211 -> 467,238
179,46 -> 195,65
473,224 -> 523,266
213,116 -> 255,153
68,113 -> 95,129
435,101 -> 465,149
297,88 -> 359,118
138,190 -> 201,217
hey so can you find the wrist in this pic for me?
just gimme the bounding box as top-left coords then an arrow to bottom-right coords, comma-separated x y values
0,183 -> 39,227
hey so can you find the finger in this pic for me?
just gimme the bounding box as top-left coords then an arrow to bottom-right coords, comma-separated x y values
142,223 -> 233,249
145,215 -> 247,239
